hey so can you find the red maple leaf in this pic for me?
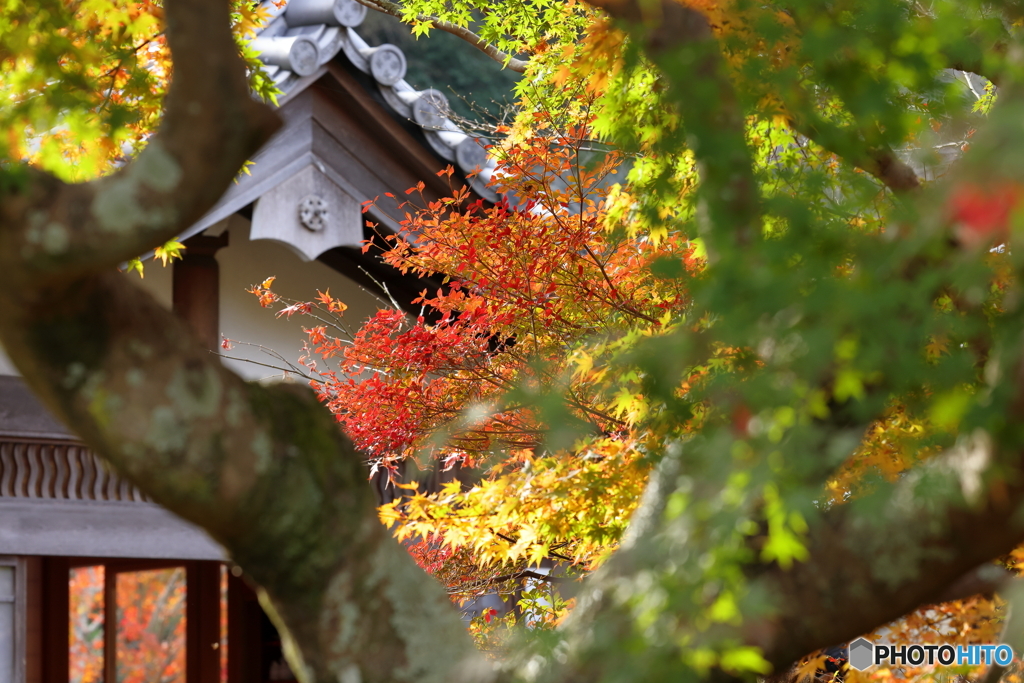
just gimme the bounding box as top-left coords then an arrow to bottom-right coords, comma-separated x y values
949,181 -> 1021,247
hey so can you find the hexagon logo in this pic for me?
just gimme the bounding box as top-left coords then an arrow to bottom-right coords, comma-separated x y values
849,638 -> 874,671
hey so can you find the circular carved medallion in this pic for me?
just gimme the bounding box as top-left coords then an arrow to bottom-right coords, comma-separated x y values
299,195 -> 329,231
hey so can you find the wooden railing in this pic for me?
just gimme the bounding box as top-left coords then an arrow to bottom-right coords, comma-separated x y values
0,438 -> 148,502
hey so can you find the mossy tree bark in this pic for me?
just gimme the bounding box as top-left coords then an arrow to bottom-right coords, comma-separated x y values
0,2 -> 482,683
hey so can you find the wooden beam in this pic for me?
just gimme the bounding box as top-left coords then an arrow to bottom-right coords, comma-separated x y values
103,568 -> 115,683
173,233 -> 229,352
40,557 -> 68,683
0,556 -> 25,683
316,70 -> 455,200
24,557 -> 40,683
187,561 -> 223,683
227,571 -> 261,683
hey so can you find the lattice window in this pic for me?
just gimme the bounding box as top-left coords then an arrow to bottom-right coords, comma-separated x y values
0,556 -> 26,683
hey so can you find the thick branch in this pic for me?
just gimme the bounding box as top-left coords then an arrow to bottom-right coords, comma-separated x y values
934,564 -> 1013,604
0,2 -> 485,682
0,0 -> 280,283
353,0 -> 528,73
0,272 -> 486,683
756,441 -> 1024,668
551,425 -> 1024,683
787,115 -> 920,193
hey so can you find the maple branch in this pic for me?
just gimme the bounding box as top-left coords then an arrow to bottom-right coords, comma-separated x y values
581,243 -> 661,324
494,532 -> 575,562
447,570 -> 570,596
98,39 -> 153,115
563,394 -> 628,429
787,115 -> 921,194
352,0 -> 528,73
491,571 -> 569,584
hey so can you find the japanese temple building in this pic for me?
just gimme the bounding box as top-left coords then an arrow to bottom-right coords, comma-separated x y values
0,1 -> 497,680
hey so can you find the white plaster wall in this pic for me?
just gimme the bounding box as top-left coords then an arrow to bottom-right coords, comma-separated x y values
124,217 -> 387,382
0,221 -> 385,385
126,253 -> 175,309
0,345 -> 16,376
218,219 -> 388,382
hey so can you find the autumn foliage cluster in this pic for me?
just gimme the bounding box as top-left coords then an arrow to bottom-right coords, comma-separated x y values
250,2 -> 1024,672
249,116 -> 703,586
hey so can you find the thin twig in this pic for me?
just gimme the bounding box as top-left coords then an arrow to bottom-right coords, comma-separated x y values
351,0 -> 528,73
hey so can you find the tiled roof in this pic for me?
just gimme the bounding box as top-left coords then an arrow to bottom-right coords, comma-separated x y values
252,0 -> 499,202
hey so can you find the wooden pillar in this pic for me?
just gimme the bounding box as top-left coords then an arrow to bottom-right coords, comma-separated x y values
39,557 -> 68,683
172,234 -> 229,352
227,572 -> 261,683
103,568 -> 116,683
187,561 -> 222,683
24,557 -> 41,683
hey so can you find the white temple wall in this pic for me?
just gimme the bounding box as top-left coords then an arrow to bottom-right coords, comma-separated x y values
125,216 -> 386,383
